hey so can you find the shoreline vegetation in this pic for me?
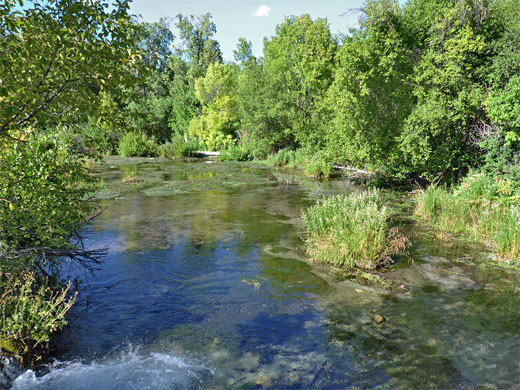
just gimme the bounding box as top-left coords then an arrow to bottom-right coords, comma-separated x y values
1,0 -> 519,374
415,173 -> 520,266
302,189 -> 409,271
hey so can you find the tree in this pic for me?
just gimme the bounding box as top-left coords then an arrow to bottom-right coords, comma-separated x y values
398,0 -> 493,181
0,0 -> 141,360
480,0 -> 520,179
137,17 -> 175,71
175,13 -> 222,84
234,37 -> 255,67
324,0 -> 413,170
261,14 -> 337,151
168,56 -> 198,138
123,19 -> 176,141
0,0 -> 141,139
189,63 -> 239,149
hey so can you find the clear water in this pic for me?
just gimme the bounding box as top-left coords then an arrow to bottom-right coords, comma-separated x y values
12,158 -> 520,389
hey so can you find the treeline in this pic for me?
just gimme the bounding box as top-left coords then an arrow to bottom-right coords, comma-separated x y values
85,0 -> 519,184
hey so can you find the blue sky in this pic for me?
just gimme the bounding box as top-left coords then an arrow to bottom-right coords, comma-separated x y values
129,0 -> 368,62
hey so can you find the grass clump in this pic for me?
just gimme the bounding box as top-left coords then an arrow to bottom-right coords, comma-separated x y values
157,136 -> 199,158
264,149 -> 333,179
302,157 -> 333,179
265,149 -> 304,168
415,173 -> 520,263
302,189 -> 409,270
219,143 -> 253,161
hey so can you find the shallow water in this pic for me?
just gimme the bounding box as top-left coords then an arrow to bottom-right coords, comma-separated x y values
13,158 -> 520,389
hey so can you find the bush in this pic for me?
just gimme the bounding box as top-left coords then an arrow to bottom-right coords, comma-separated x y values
0,271 -> 76,361
303,157 -> 333,179
219,143 -> 253,161
0,135 -> 97,361
0,136 -> 97,263
302,190 -> 408,270
117,132 -> 158,157
78,120 -> 120,156
157,136 -> 199,158
415,173 -> 520,263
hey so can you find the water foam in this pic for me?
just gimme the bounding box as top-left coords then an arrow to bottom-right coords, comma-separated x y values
11,349 -> 211,390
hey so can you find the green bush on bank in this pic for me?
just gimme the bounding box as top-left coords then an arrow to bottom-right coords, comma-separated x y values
0,271 -> 76,361
219,143 -> 253,161
302,190 -> 408,270
415,173 -> 520,263
157,136 -> 199,158
118,132 -> 158,157
0,135 -> 97,361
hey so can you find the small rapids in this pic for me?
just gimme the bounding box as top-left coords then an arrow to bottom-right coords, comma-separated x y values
11,349 -> 211,390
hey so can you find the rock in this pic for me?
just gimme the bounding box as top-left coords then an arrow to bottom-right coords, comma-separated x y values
373,313 -> 386,324
238,352 -> 260,372
0,354 -> 21,390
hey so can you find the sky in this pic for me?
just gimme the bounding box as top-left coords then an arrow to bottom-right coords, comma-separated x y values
129,0 -> 368,62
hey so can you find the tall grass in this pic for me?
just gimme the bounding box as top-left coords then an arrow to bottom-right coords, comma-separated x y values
265,149 -> 303,167
264,149 -> 333,178
219,143 -> 253,161
157,136 -> 199,158
302,189 -> 408,270
415,173 -> 520,263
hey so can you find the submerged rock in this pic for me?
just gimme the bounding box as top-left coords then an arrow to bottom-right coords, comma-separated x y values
0,354 -> 21,389
373,313 -> 386,324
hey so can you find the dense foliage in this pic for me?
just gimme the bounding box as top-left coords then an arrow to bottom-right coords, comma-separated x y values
92,0 -> 518,186
0,0 -> 139,361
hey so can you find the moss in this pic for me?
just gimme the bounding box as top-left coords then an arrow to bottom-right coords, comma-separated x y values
0,337 -> 16,354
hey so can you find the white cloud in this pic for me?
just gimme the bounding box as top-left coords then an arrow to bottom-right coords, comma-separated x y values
254,5 -> 271,17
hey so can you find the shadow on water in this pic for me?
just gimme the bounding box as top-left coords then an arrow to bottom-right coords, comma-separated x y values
12,158 -> 520,389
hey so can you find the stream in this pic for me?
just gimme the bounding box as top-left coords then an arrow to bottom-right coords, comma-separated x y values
12,158 -> 520,389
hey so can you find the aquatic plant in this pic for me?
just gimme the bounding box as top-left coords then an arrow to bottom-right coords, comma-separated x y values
302,189 -> 408,270
265,149 -> 303,168
415,173 -> 520,263
302,157 -> 333,179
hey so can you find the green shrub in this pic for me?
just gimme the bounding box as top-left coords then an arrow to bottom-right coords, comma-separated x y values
219,144 -> 253,161
0,135 -> 96,362
0,271 -> 76,362
0,136 -> 97,263
303,157 -> 333,179
302,190 -> 408,270
117,132 -> 158,157
157,136 -> 199,158
79,119 -> 120,156
415,173 -> 520,263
